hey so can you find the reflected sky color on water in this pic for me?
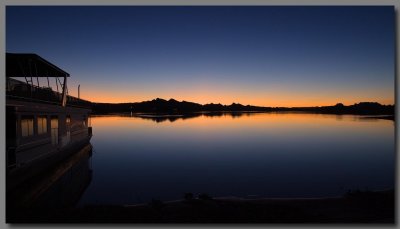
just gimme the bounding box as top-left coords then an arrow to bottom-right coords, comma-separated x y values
78,113 -> 394,206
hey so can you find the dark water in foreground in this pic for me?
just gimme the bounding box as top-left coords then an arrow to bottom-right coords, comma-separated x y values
78,112 -> 394,206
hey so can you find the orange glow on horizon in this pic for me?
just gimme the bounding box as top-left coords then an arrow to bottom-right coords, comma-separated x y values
81,93 -> 394,107
75,84 -> 394,107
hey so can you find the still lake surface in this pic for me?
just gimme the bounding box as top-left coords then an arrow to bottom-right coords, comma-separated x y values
78,112 -> 394,206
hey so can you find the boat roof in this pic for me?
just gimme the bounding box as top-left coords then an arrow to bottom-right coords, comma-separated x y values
6,53 -> 70,78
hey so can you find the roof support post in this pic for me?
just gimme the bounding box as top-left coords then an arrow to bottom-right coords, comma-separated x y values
61,76 -> 67,107
55,77 -> 59,92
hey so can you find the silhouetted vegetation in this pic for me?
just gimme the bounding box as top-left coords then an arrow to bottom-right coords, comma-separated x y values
184,193 -> 194,201
149,199 -> 164,210
10,190 -> 393,223
198,193 -> 213,200
91,98 -> 394,116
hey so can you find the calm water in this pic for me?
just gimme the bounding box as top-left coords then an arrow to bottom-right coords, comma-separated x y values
78,112 -> 394,206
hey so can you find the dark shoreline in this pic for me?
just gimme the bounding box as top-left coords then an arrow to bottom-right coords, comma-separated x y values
91,99 -> 395,116
8,189 -> 394,223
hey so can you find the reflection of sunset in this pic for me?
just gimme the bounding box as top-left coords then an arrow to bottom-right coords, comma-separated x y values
175,113 -> 391,129
92,113 -> 392,138
6,6 -> 395,222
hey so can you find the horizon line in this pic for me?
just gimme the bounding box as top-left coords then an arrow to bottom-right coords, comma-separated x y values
89,97 -> 395,108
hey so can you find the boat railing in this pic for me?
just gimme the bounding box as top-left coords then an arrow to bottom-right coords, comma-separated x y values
6,78 -> 92,109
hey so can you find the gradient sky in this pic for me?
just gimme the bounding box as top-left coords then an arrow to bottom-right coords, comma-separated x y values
6,6 -> 395,107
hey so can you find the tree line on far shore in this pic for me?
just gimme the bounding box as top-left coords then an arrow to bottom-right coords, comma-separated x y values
90,98 -> 395,115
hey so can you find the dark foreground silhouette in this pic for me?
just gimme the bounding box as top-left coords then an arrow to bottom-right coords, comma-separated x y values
8,190 -> 394,223
92,98 -> 394,116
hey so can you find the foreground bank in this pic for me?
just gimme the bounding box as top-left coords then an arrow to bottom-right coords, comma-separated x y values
9,190 -> 394,223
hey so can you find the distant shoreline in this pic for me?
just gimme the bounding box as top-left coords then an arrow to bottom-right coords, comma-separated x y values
91,98 -> 395,116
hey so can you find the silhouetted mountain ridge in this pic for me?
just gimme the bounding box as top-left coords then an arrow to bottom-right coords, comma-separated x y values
91,98 -> 394,115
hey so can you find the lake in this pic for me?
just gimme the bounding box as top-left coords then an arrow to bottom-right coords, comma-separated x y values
78,112 -> 394,206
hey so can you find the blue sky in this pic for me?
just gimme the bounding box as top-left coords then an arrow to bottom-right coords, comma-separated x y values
6,6 -> 395,106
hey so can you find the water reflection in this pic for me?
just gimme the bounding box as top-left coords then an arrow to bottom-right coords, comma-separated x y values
7,144 -> 93,221
105,111 -> 266,123
133,113 -> 200,123
80,113 -> 394,206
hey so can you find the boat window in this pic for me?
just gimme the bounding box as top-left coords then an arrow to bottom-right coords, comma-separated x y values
21,116 -> 34,137
37,116 -> 48,134
51,117 -> 58,129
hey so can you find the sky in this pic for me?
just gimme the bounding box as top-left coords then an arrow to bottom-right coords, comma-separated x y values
6,6 -> 395,107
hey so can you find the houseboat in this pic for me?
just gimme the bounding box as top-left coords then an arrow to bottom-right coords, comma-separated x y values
6,53 -> 93,191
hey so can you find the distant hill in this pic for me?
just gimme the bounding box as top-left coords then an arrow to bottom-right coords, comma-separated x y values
91,98 -> 394,115
91,98 -> 271,114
